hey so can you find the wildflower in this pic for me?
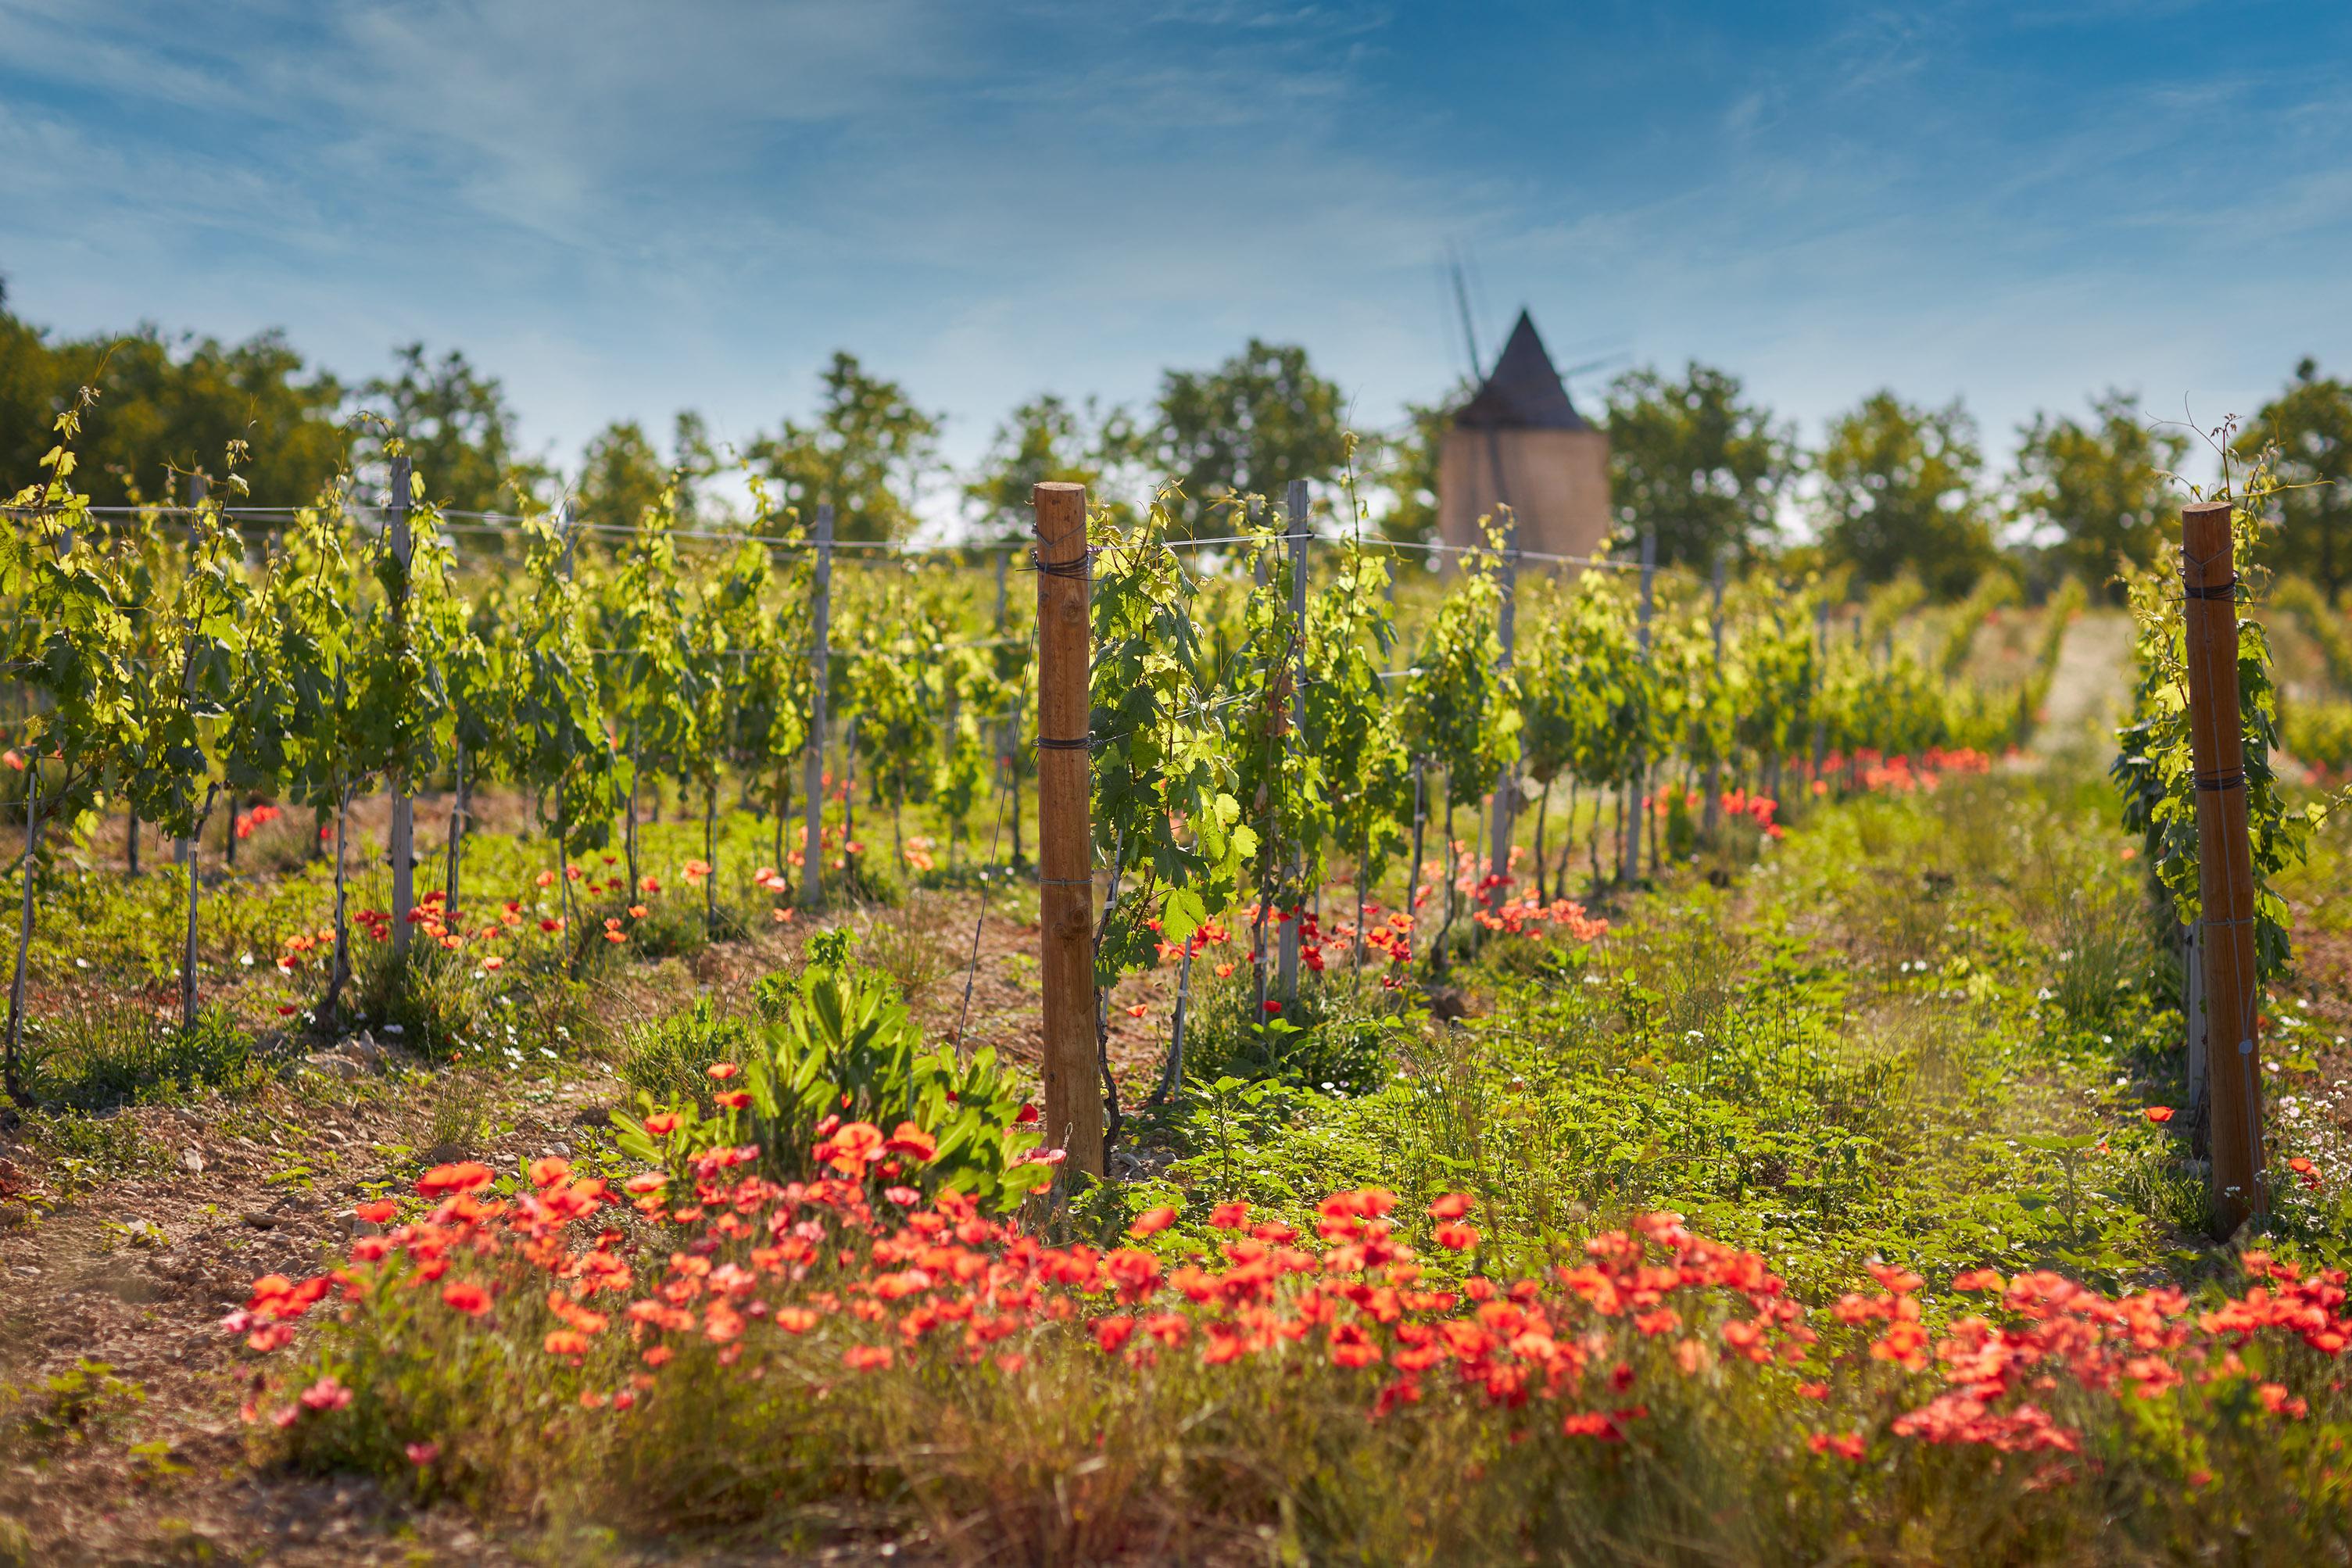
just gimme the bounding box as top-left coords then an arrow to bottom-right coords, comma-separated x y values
354,1199 -> 398,1224
1796,1382 -> 1830,1400
1950,1269 -> 2007,1293
544,1330 -> 592,1358
1809,1431 -> 1867,1461
640,875 -> 661,894
842,1344 -> 893,1372
406,1441 -> 439,1466
528,1157 -> 571,1188
1,751 -> 22,772
628,904 -> 649,919
707,1062 -> 742,1082
643,1112 -> 681,1137
1262,1001 -> 1282,1015
297,1376 -> 353,1412
1428,1192 -> 1476,1221
417,1162 -> 495,1197
479,955 -> 505,972
539,918 -> 564,933
2144,1106 -> 2175,1125
1215,963 -> 1236,979
1129,1206 -> 1180,1238
1434,1222 -> 1480,1251
1015,1103 -> 1040,1125
819,1121 -> 886,1173
440,1281 -> 493,1318
714,1089 -> 752,1111
772,908 -> 793,923
1124,1003 -> 1148,1018
882,1122 -> 939,1162
1209,1201 -> 1250,1230
1094,1316 -> 1138,1353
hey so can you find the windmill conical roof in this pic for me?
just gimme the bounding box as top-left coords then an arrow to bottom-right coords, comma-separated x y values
1455,310 -> 1591,431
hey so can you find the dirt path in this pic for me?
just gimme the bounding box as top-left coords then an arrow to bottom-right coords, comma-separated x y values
2033,607 -> 2133,749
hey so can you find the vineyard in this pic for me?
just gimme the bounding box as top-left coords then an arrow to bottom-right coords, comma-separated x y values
2,410 -> 2351,1565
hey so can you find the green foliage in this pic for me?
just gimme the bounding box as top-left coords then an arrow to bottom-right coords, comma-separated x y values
1814,390 -> 1996,598
1089,493 -> 1255,978
2010,389 -> 2189,600
2113,458 -> 2332,981
617,995 -> 753,1104
1151,340 -> 1347,537
1604,360 -> 1793,567
963,393 -> 1139,539
357,343 -> 546,513
748,352 -> 942,543
610,930 -> 1052,1212
0,310 -> 346,510
2236,357 -> 2352,600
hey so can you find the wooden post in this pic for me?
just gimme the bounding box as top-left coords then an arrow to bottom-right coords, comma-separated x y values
1487,503 -> 1520,909
1278,479 -> 1311,1004
1702,549 -> 1727,837
1622,528 -> 1656,881
1033,481 -> 1104,1181
800,504 -> 835,909
1810,599 -> 1830,786
388,455 -> 416,961
175,474 -> 205,872
2180,499 -> 2265,1233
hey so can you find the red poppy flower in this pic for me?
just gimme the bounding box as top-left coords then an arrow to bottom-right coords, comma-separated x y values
1129,1206 -> 1179,1237
2144,1106 -> 2175,1124
440,1281 -> 493,1317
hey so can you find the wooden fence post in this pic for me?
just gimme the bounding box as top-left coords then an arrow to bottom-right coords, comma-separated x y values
1622,528 -> 1656,881
1279,479 -> 1310,1004
175,474 -> 205,872
1702,548 -> 1727,836
388,456 -> 415,961
1810,598 -> 1830,786
800,504 -> 835,910
1487,504 -> 1520,909
2180,499 -> 2265,1233
1033,481 -> 1104,1181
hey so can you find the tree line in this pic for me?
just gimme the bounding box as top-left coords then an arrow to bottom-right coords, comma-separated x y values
3,277 -> 2345,601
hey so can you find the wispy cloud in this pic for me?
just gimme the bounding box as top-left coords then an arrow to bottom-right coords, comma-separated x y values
0,0 -> 2347,483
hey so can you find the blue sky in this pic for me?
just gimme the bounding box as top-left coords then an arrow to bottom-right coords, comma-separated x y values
2,0 -> 2348,505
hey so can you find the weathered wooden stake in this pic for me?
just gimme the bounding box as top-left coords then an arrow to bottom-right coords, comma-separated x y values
799,504 -> 835,909
1487,504 -> 1520,909
1622,528 -> 1656,881
1278,478 -> 1310,1004
2180,499 -> 2265,1233
1702,549 -> 1727,837
1033,481 -> 1104,1181
388,456 -> 416,961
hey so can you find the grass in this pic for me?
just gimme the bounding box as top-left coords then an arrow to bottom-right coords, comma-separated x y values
5,746 -> 2352,1561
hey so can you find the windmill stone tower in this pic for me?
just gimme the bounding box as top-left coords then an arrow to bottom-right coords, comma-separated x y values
1437,310 -> 1611,560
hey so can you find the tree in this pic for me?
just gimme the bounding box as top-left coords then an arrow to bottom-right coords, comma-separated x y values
574,412 -> 726,533
2010,391 -> 2189,601
360,343 -> 545,513
1370,394 -> 1459,546
1814,391 -> 1994,599
1152,340 -> 1347,535
1603,362 -> 1792,567
963,393 -> 1138,540
574,420 -> 665,535
750,352 -> 943,543
2238,359 -> 2352,601
0,295 -> 348,508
